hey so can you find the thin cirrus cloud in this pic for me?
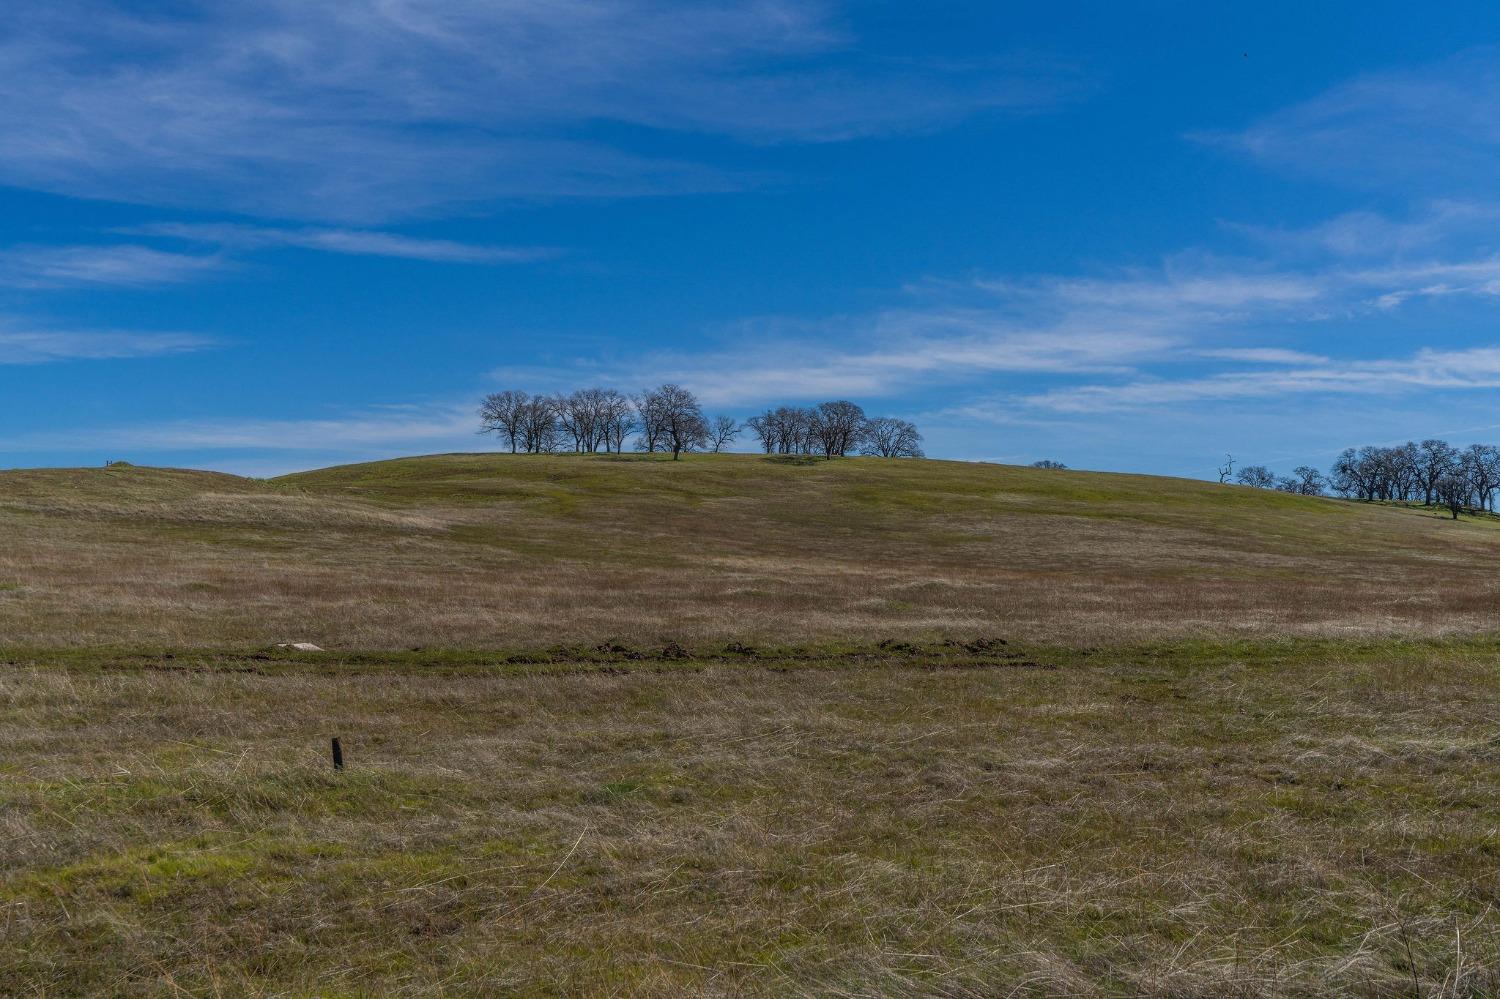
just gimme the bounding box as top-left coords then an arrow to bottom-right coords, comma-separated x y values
0,244 -> 227,288
1195,348 -> 1330,365
492,250 -> 1500,415
23,250 -> 1500,453
0,1 -> 1080,222
0,224 -> 557,290
1023,347 -> 1500,414
1226,202 -> 1500,261
122,223 -> 560,265
487,266 -> 1331,408
1206,48 -> 1500,197
0,323 -> 214,364
7,404 -> 482,455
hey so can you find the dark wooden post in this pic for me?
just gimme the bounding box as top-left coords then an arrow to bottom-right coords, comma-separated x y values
331,737 -> 344,770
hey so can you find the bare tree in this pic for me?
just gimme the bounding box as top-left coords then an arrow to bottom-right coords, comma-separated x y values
745,414 -> 774,453
709,415 -> 739,453
1235,465 -> 1276,489
555,388 -> 619,453
644,383 -> 708,460
1330,448 -> 1370,499
601,390 -> 635,454
478,390 -> 528,453
1463,444 -> 1500,512
634,391 -> 665,453
553,392 -> 584,452
1418,439 -> 1460,506
1217,454 -> 1234,484
784,407 -> 814,454
1291,465 -> 1326,496
860,417 -> 924,458
517,395 -> 560,453
1330,444 -> 1442,504
809,400 -> 866,459
759,406 -> 812,454
1437,471 -> 1469,519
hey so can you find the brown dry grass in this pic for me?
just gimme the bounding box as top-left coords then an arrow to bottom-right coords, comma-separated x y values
2,641 -> 1497,996
4,457 -> 1499,995
2,453 -> 1499,649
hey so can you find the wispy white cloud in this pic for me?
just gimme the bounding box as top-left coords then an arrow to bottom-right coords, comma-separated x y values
123,223 -> 559,264
470,234 -> 1500,429
0,324 -> 214,363
1023,347 -> 1500,414
491,307 -> 1181,408
1207,48 -> 1500,197
24,249 -> 1500,457
1195,348 -> 1328,365
1226,202 -> 1500,261
0,1 -> 1080,221
8,403 -> 477,451
513,246 -> 1500,403
0,244 -> 226,288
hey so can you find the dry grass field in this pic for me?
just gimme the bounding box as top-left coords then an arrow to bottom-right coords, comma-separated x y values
2,451 -> 1500,648
3,454 -> 1499,996
4,642 -> 1498,996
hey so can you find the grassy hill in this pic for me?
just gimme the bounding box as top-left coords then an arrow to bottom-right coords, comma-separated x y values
4,453 -> 1500,994
1,451 -> 1498,649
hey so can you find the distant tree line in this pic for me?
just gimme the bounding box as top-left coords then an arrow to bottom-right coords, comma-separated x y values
744,403 -> 922,459
480,385 -> 923,461
1224,439 -> 1500,518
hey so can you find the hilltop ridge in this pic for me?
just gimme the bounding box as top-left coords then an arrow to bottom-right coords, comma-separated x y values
2,451 -> 1497,648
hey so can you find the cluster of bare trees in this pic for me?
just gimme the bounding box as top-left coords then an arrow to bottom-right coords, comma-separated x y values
481,389 -> 632,455
1330,441 -> 1500,517
480,384 -> 721,460
1228,462 -> 1327,496
1224,439 -> 1500,518
481,387 -> 924,461
745,402 -> 923,459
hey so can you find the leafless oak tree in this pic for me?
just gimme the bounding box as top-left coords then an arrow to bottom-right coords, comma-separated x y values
709,415 -> 739,452
643,383 -> 708,460
1437,471 -> 1469,519
478,390 -> 528,453
809,400 -> 866,459
601,390 -> 635,454
1464,444 -> 1500,512
745,414 -> 773,453
514,395 -> 560,453
1289,466 -> 1326,495
1235,465 -> 1276,489
1418,439 -> 1459,506
860,417 -> 923,458
634,391 -> 665,453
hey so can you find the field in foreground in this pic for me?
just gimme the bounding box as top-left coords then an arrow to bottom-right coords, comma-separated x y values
3,640 -> 1497,996
3,452 -> 1500,647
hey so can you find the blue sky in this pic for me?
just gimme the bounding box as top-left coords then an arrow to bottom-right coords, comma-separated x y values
6,2 -> 1500,477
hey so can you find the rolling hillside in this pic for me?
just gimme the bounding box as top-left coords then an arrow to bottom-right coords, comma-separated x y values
6,453 -> 1500,995
2,451 -> 1497,648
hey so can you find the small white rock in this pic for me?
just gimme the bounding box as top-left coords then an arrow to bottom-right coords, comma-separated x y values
275,642 -> 325,652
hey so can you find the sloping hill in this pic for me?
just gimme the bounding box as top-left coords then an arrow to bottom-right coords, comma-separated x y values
2,452 -> 1498,647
